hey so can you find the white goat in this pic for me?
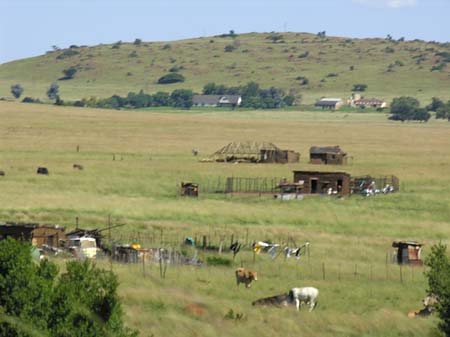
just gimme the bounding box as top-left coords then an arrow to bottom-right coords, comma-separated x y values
289,287 -> 319,312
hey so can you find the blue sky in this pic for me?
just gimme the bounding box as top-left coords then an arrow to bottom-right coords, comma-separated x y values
0,0 -> 449,64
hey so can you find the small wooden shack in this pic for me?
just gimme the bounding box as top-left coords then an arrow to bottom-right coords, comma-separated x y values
392,241 -> 423,266
292,171 -> 351,195
0,222 -> 65,248
310,146 -> 347,165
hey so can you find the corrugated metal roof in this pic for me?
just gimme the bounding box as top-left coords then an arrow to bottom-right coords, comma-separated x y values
309,146 -> 345,155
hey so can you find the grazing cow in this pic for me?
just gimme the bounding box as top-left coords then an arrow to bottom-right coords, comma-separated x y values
252,294 -> 291,307
37,167 -> 49,175
289,287 -> 319,312
235,268 -> 257,288
73,164 -> 84,170
0,170 -> 5,176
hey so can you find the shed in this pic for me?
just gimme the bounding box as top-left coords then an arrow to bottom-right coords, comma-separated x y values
292,171 -> 351,195
0,222 -> 65,248
211,141 -> 299,164
310,145 -> 347,165
314,98 -> 343,110
392,241 -> 423,266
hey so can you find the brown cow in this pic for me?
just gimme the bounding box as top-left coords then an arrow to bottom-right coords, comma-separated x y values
252,294 -> 291,307
235,268 -> 257,288
73,164 -> 84,170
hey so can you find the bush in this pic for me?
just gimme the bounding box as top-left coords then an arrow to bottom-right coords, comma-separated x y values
56,49 -> 79,60
157,73 -> 185,84
206,256 -> 232,266
133,38 -> 142,46
224,44 -> 236,52
389,96 -> 430,122
352,83 -> 368,92
425,243 -> 450,336
0,238 -> 137,337
62,66 -> 77,79
22,97 -> 41,103
10,84 -> 24,99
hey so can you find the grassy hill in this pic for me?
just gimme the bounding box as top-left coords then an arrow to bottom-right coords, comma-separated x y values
1,32 -> 450,105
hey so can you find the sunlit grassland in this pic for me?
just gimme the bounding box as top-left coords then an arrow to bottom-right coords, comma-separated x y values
1,101 -> 449,336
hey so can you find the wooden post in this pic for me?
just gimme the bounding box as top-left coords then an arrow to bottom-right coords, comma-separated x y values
76,145 -> 79,152
338,263 -> 341,281
322,262 -> 325,280
354,264 -> 358,278
245,228 -> 249,247
386,252 -> 389,280
142,252 -> 146,278
160,228 -> 163,245
202,236 -> 207,250
400,264 -> 403,284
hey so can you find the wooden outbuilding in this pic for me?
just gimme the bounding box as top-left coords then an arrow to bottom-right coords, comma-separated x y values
392,241 -> 423,266
0,222 -> 65,248
310,146 -> 347,165
292,171 -> 351,195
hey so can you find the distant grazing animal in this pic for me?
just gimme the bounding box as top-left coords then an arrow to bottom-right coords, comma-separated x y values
289,287 -> 319,312
73,164 -> 84,170
0,170 -> 5,176
235,268 -> 257,288
37,167 -> 49,175
252,294 -> 291,307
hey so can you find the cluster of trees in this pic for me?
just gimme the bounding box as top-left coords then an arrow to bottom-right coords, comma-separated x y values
389,96 -> 450,122
389,97 -> 431,122
427,97 -> 450,120
74,89 -> 194,109
0,238 -> 137,337
202,81 -> 295,109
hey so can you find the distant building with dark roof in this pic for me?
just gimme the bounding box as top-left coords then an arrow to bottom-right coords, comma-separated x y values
192,95 -> 242,107
314,98 -> 343,110
309,146 -> 347,165
353,98 -> 387,109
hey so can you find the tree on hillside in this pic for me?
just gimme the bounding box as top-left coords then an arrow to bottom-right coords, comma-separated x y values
10,84 -> 24,99
389,96 -> 430,122
426,97 -> 445,112
157,73 -> 185,84
62,66 -> 77,80
46,83 -> 59,101
133,38 -> 142,46
352,83 -> 368,92
425,243 -> 450,336
0,238 -> 137,337
170,89 -> 193,109
436,101 -> 450,121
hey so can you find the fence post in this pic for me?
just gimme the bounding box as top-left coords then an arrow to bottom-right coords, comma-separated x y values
354,264 -> 358,278
338,263 -> 341,281
386,252 -> 389,280
322,262 -> 325,280
400,264 -> 403,284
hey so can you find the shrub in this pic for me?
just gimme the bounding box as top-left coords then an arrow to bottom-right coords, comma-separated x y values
56,49 -> 79,60
384,47 -> 395,53
22,97 -> 41,103
10,84 -> 24,99
206,256 -> 232,266
157,73 -> 185,84
111,40 -> 122,49
298,51 -> 309,58
129,51 -> 138,58
62,66 -> 77,79
224,44 -> 236,52
326,73 -> 338,78
352,83 -> 368,92
46,82 -> 59,100
133,38 -> 142,46
162,44 -> 171,50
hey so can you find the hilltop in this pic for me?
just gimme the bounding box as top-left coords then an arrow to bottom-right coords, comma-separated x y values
0,32 -> 449,105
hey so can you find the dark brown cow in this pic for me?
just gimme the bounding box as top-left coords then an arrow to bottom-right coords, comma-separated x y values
37,167 -> 49,175
252,294 -> 291,307
73,164 -> 84,170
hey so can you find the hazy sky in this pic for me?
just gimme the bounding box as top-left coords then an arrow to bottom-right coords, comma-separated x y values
0,0 -> 449,64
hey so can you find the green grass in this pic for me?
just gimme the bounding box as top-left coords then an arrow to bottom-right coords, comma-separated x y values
0,33 -> 449,105
0,101 -> 449,336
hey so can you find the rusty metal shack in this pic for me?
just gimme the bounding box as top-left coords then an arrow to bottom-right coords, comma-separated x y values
292,171 -> 351,195
392,241 -> 423,266
0,222 -> 65,248
310,146 -> 347,165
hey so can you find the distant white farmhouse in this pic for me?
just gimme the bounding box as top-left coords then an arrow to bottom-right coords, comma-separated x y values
352,98 -> 387,109
314,98 -> 343,110
192,95 -> 242,107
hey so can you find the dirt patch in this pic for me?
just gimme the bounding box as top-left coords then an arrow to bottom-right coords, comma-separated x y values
185,303 -> 206,317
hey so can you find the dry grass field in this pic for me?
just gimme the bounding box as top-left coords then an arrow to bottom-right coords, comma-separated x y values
1,101 -> 450,336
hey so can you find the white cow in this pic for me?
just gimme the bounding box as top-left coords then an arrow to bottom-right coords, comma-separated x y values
289,287 -> 319,312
